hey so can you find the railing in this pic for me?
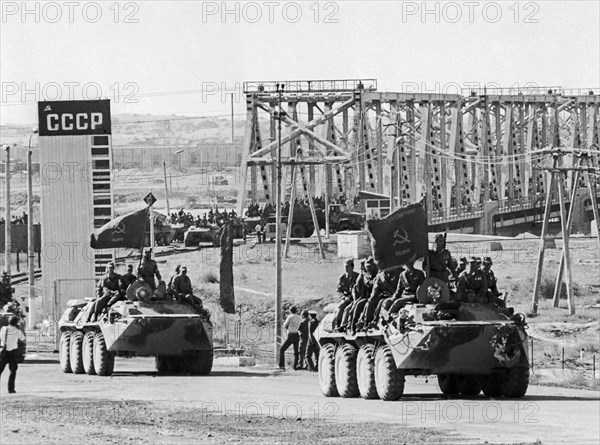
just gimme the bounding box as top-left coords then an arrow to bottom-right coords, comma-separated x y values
243,79 -> 377,94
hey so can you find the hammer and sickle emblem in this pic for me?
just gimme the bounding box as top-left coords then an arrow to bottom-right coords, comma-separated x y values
112,221 -> 126,235
393,228 -> 410,246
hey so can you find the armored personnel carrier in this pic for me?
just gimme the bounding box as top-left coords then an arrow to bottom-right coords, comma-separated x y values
57,281 -> 213,376
315,279 -> 529,400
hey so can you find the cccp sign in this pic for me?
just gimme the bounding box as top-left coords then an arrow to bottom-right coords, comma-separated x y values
38,99 -> 111,136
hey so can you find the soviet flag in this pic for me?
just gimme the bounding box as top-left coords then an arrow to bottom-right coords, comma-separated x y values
219,220 -> 236,314
367,200 -> 428,270
90,207 -> 149,249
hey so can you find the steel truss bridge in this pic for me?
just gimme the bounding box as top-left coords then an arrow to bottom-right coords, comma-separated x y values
236,79 -> 599,234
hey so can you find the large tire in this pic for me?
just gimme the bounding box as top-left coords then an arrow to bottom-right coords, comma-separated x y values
93,332 -> 114,376
291,223 -> 306,238
501,367 -> 529,398
155,355 -> 172,374
69,331 -> 85,374
318,343 -> 338,397
374,345 -> 405,401
82,331 -> 96,375
438,374 -> 459,396
59,331 -> 72,373
458,375 -> 481,396
186,349 -> 214,375
334,344 -> 359,398
481,373 -> 503,397
356,344 -> 378,399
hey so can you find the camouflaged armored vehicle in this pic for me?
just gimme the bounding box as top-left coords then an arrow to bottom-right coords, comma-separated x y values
57,280 -> 213,376
315,278 -> 529,401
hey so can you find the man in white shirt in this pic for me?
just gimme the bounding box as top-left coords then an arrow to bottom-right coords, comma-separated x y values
0,316 -> 25,394
279,306 -> 301,370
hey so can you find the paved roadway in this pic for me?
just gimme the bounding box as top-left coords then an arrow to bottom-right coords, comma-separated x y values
2,356 -> 599,444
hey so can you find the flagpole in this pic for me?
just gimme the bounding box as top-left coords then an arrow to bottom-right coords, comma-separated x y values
274,83 -> 285,366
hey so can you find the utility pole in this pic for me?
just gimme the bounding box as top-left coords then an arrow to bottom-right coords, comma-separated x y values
163,162 -> 170,215
4,145 -> 11,279
228,93 -> 235,144
274,83 -> 285,367
28,130 -> 38,328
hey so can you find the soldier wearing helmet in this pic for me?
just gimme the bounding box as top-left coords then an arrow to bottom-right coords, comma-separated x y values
482,257 -> 502,303
423,233 -> 456,284
456,257 -> 488,303
339,257 -> 378,333
138,249 -> 161,290
456,257 -> 468,275
357,264 -> 402,331
332,259 -> 359,330
88,262 -> 122,322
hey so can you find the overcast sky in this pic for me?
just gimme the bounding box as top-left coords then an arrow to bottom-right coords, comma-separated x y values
1,0 -> 599,125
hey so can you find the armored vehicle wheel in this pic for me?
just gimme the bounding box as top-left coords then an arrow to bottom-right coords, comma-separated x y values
458,375 -> 481,396
356,344 -> 378,399
93,332 -> 114,376
481,373 -> 503,397
500,367 -> 529,398
374,345 -> 405,401
69,331 -> 85,374
437,374 -> 459,396
156,355 -> 175,374
291,224 -> 306,238
318,343 -> 339,397
59,331 -> 72,373
82,331 -> 96,375
334,344 -> 359,398
186,349 -> 214,375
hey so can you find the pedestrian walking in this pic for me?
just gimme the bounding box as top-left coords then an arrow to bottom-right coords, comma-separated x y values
297,310 -> 310,370
279,306 -> 301,370
0,316 -> 25,394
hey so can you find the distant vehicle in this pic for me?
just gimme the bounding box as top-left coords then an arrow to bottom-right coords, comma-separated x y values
264,204 -> 364,239
213,176 -> 228,186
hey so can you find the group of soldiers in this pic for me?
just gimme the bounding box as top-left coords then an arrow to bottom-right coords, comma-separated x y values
169,208 -> 238,227
0,212 -> 28,225
331,233 -> 504,333
0,272 -> 15,311
87,249 -> 203,322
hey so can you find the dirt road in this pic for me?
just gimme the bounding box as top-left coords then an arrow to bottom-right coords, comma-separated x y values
1,357 -> 598,444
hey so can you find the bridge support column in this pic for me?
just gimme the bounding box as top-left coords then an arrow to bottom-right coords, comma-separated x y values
476,200 -> 500,235
571,187 -> 593,235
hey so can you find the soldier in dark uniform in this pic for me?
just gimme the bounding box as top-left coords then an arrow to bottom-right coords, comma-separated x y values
423,233 -> 456,284
305,311 -> 320,372
358,266 -> 401,330
332,259 -> 359,330
456,257 -> 488,303
88,262 -> 122,322
138,249 -> 161,290
482,257 -> 502,304
119,264 -> 137,297
456,257 -> 468,275
0,272 -> 14,308
167,265 -> 181,298
172,267 -> 202,310
297,310 -> 310,370
339,257 -> 378,332
387,260 -> 426,313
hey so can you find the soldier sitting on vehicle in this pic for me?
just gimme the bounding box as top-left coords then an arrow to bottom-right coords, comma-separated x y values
138,249 -> 161,291
167,265 -> 181,299
120,264 -> 137,296
482,257 -> 503,305
456,257 -> 468,275
171,267 -> 203,310
88,262 -> 122,322
356,265 -> 401,331
385,259 -> 426,314
423,234 -> 457,284
331,259 -> 359,331
338,257 -> 378,333
455,257 -> 488,303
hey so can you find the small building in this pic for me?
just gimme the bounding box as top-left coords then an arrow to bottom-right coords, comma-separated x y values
358,191 -> 391,220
